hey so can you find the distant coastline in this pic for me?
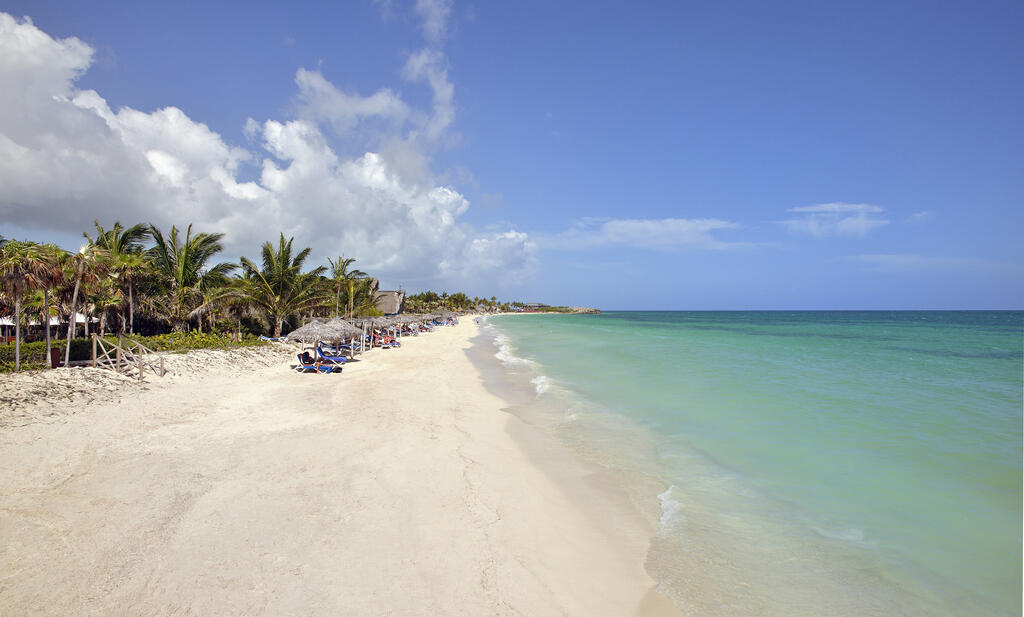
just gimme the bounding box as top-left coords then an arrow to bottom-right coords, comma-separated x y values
508,306 -> 601,315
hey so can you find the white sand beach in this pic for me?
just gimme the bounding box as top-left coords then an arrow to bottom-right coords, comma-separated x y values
0,319 -> 678,616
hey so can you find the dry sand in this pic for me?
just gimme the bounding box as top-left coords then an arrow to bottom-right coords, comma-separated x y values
0,320 -> 678,616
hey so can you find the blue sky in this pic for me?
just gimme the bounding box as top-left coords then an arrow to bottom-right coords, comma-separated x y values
0,0 -> 1021,309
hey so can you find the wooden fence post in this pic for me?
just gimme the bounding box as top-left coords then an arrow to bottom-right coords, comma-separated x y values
92,334 -> 97,368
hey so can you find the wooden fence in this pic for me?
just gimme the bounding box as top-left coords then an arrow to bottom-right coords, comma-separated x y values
91,334 -> 166,381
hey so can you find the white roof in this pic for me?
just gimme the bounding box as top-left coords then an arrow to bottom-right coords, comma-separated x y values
0,312 -> 97,327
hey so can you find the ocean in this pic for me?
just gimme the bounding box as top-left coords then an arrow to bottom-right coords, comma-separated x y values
479,311 -> 1023,617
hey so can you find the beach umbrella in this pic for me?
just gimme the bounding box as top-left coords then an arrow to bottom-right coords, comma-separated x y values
326,318 -> 363,340
324,318 -> 364,357
284,320 -> 341,344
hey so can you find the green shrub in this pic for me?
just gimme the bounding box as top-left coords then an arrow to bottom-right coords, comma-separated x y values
125,331 -> 266,352
0,333 -> 265,372
0,340 -> 47,365
0,338 -> 91,371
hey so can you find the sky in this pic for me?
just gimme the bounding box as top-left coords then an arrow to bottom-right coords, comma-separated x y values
0,0 -> 1021,309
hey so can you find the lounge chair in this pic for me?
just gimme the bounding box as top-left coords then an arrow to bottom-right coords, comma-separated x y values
317,346 -> 348,366
295,352 -> 334,374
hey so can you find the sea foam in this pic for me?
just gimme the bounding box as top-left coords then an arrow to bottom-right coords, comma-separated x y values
657,486 -> 685,531
492,332 -> 533,367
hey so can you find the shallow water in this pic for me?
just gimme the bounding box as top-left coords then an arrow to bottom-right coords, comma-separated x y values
482,311 -> 1023,617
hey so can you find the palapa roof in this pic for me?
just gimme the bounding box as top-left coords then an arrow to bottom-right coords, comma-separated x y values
286,319 -> 357,343
325,318 -> 363,339
373,290 -> 406,315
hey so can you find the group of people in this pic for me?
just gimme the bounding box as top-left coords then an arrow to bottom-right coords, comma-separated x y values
294,314 -> 460,374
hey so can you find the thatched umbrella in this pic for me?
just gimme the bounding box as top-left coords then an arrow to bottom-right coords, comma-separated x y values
324,318 -> 363,357
326,318 -> 363,339
343,317 -> 372,352
285,320 -> 341,344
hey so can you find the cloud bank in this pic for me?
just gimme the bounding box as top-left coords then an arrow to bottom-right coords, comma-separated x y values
0,12 -> 534,288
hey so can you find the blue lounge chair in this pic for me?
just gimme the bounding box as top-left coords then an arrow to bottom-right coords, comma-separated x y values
317,346 -> 348,366
295,353 -> 334,374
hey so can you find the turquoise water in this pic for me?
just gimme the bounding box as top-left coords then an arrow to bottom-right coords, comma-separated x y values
485,311 -> 1023,617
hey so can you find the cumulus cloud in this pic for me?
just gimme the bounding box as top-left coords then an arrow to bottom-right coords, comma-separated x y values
543,217 -> 743,250
0,12 -> 534,288
294,68 -> 410,135
781,203 -> 889,237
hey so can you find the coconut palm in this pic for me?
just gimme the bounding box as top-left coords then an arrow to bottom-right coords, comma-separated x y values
0,241 -> 63,370
90,277 -> 124,336
344,277 -> 381,317
327,255 -> 367,317
63,244 -> 109,366
240,234 -> 328,337
35,244 -> 66,363
85,221 -> 152,334
147,224 -> 236,331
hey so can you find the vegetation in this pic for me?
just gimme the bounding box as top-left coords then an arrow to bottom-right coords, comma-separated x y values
0,332 -> 265,372
405,291 -> 514,313
1,219 -> 556,373
239,234 -> 327,338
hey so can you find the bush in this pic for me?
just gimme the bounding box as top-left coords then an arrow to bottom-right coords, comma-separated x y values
128,331 -> 266,352
0,340 -> 47,365
0,333 -> 265,372
0,338 -> 92,371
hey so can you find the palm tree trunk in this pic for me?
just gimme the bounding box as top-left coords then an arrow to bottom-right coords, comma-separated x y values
84,305 -> 90,338
348,280 -> 354,318
14,296 -> 22,371
43,288 -> 52,367
274,318 -> 283,338
129,280 -> 134,335
64,262 -> 84,366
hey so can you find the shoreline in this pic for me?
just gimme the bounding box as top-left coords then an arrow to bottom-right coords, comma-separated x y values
0,318 -> 679,616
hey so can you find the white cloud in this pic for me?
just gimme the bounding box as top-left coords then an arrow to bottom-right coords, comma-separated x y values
0,12 -> 534,289
782,202 -> 889,237
294,68 -> 410,134
543,217 -> 743,251
414,0 -> 453,45
401,48 -> 455,143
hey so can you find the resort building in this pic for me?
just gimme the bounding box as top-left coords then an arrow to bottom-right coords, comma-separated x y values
374,290 -> 406,315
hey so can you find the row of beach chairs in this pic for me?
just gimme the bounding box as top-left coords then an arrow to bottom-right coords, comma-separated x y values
293,317 -> 458,374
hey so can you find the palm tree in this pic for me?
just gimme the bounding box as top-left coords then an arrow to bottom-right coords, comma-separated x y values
345,277 -> 381,317
147,224 -> 236,331
116,252 -> 150,334
217,278 -> 261,341
240,234 -> 328,337
0,241 -> 61,370
91,277 -> 123,336
327,256 -> 367,317
36,244 -> 66,364
63,244 -> 109,366
85,221 -> 151,334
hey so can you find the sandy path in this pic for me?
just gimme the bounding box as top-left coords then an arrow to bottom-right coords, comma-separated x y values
1,320 -> 676,616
